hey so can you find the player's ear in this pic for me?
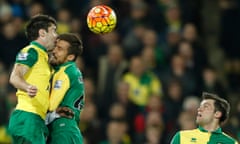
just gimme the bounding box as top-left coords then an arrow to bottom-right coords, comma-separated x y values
215,111 -> 222,119
67,54 -> 75,61
39,29 -> 46,37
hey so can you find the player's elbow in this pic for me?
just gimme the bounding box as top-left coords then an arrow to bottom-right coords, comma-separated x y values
9,73 -> 18,87
9,79 -> 16,89
9,75 -> 14,85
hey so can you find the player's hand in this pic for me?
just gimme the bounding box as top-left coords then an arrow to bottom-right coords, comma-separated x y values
56,107 -> 74,119
27,85 -> 38,97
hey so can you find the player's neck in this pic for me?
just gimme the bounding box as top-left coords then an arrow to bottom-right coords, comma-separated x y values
35,39 -> 48,50
201,122 -> 220,132
35,39 -> 44,45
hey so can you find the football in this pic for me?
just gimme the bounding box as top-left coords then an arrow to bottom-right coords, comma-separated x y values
87,5 -> 117,34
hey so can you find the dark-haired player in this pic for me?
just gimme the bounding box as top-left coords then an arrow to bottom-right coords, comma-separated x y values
8,14 -> 57,144
46,33 -> 85,144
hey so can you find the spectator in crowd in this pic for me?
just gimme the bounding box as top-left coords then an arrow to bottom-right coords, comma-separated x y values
123,56 -> 162,108
97,44 -> 128,119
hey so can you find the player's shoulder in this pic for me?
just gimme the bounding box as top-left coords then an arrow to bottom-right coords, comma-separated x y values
16,45 -> 38,64
20,44 -> 37,52
20,45 -> 40,58
64,63 -> 83,85
172,129 -> 199,139
222,132 -> 238,143
64,62 -> 80,73
64,62 -> 82,77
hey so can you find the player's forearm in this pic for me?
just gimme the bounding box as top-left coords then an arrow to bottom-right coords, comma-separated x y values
9,73 -> 29,92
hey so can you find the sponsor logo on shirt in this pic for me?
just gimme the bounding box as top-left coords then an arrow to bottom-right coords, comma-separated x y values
17,52 -> 28,60
54,80 -> 63,89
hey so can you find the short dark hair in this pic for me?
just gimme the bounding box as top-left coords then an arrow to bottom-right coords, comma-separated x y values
26,14 -> 57,41
56,33 -> 83,61
202,92 -> 230,123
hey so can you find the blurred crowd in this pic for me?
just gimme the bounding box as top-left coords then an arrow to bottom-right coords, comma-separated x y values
0,0 -> 240,143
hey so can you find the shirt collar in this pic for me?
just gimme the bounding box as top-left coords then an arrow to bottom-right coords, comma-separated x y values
30,41 -> 47,52
53,61 -> 74,71
198,126 -> 222,134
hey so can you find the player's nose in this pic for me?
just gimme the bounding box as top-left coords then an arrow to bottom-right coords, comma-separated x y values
197,107 -> 203,112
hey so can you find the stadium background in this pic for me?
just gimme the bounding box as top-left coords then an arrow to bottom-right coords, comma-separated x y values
0,0 -> 240,143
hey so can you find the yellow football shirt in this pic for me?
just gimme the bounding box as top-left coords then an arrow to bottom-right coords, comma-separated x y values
15,41 -> 51,119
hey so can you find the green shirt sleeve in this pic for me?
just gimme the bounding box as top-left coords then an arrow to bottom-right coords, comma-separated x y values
15,48 -> 38,67
171,131 -> 180,144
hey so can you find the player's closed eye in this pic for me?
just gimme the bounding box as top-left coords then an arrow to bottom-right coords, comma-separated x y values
199,104 -> 209,111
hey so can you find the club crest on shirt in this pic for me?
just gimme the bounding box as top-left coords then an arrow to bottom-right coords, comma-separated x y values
190,138 -> 197,142
54,80 -> 63,89
17,52 -> 28,60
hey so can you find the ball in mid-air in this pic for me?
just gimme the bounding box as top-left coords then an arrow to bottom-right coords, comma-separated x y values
87,5 -> 117,34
